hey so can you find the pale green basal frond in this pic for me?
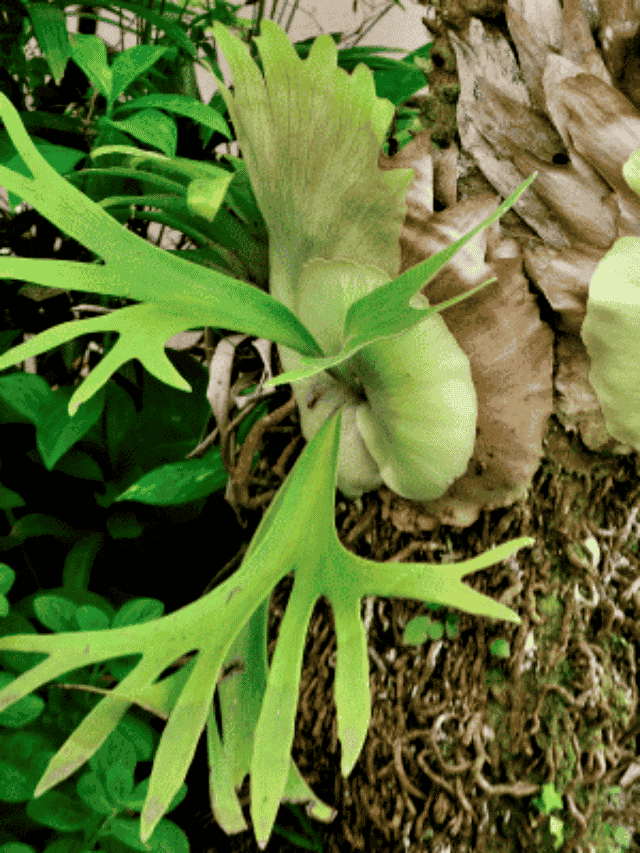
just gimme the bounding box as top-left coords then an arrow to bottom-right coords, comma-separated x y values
279,258 -> 478,501
354,301 -> 477,500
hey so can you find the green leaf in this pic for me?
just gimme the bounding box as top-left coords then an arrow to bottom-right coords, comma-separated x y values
549,814 -> 564,849
76,770 -> 115,815
89,729 -> 138,780
213,19 -> 536,500
14,585 -> 115,629
489,638 -> 510,658
623,144 -> 640,196
0,564 -> 16,595
0,87 -> 533,431
55,448 -> 104,482
75,606 -> 110,632
533,782 -> 564,815
608,826 -> 631,849
104,816 -> 153,851
0,137 -> 85,212
106,816 -> 189,853
124,777 -> 187,813
105,762 -> 134,805
114,456 -> 229,505
111,599 -> 165,629
111,93 -> 232,140
24,1 -> 70,86
0,485 -> 25,511
36,385 -> 106,471
110,44 -> 171,105
231,409 -> 530,846
0,614 -> 46,675
91,143 -> 233,185
69,33 -> 113,101
336,48 -> 431,106
0,373 -> 52,423
0,732 -> 57,801
104,109 -> 178,159
445,612 -> 459,639
33,594 -> 78,633
0,672 -> 45,728
271,821 -> 322,851
278,37 -> 432,107
402,615 -> 444,645
26,788 -> 94,831
291,32 -> 342,55
118,716 -> 157,763
186,170 -> 234,222
220,155 -> 266,231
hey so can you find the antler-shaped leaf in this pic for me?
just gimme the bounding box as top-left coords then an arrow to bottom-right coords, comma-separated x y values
0,407 -> 533,847
194,407 -> 534,846
0,304 -> 197,415
0,90 -> 324,378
